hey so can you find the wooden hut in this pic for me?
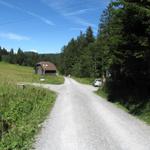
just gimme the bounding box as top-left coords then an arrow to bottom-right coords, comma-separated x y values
35,61 -> 57,76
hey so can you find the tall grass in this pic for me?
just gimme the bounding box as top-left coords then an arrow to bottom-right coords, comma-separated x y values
0,62 -> 58,149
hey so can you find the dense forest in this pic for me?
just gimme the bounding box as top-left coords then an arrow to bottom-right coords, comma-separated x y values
0,47 -> 60,68
59,0 -> 150,115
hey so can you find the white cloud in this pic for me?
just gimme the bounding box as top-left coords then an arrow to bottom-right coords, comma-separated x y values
0,0 -> 14,8
27,11 -> 55,26
0,32 -> 30,41
0,0 -> 55,26
63,8 -> 95,16
29,49 -> 38,53
42,0 -> 97,28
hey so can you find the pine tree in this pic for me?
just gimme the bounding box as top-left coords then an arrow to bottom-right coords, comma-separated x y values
9,49 -> 15,64
85,26 -> 95,44
17,48 -> 25,65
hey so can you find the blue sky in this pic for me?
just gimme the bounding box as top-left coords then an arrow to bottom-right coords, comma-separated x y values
0,0 -> 111,53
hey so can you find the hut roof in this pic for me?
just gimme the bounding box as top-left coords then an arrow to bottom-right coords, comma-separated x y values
36,61 -> 56,71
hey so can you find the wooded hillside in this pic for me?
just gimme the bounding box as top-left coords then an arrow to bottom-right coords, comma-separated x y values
0,47 -> 60,68
59,0 -> 150,118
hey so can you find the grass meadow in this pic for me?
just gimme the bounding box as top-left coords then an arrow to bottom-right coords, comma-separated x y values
0,62 -> 63,149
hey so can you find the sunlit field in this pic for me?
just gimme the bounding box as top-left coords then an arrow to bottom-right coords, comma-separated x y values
0,62 -> 62,149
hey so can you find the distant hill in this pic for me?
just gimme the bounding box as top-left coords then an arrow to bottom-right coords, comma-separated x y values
0,47 -> 61,68
38,53 -> 60,68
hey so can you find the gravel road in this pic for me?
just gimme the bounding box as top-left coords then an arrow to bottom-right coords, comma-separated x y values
33,78 -> 150,150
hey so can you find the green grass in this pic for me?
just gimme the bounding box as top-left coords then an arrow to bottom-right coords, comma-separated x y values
0,62 -> 64,84
72,77 -> 94,85
139,112 -> 150,125
0,62 -> 61,149
114,102 -> 129,112
136,102 -> 150,125
96,89 -> 108,99
40,75 -> 64,84
114,102 -> 150,125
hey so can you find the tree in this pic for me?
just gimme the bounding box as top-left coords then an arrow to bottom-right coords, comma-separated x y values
98,0 -> 150,113
85,26 -> 95,44
16,48 -> 25,65
60,27 -> 96,77
8,49 -> 16,64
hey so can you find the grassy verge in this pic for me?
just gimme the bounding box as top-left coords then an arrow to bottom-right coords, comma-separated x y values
0,62 -> 59,149
114,102 -> 129,112
138,103 -> 150,124
0,83 -> 56,150
72,77 -> 94,85
40,75 -> 64,84
96,89 -> 108,99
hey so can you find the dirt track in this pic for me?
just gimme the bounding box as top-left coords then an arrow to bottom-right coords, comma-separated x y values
33,78 -> 150,150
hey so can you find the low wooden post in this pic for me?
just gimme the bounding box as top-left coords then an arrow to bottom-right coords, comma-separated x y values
17,83 -> 26,89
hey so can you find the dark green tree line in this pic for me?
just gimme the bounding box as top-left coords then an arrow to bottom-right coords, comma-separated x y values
104,0 -> 150,113
60,0 -> 150,114
0,47 -> 59,67
60,27 -> 97,77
